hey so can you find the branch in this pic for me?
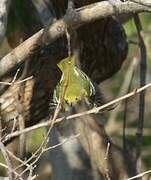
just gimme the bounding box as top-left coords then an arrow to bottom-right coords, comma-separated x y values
134,14 -> 147,174
0,141 -> 14,180
17,134 -> 80,177
0,0 -> 151,78
3,81 -> 151,143
127,169 -> 151,180
0,162 -> 21,180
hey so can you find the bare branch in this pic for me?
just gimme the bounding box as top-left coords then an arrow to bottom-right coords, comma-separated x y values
43,133 -> 80,152
134,14 -> 147,174
0,141 -> 14,180
127,169 -> 151,180
17,134 -> 80,177
0,162 -> 22,179
0,0 -> 151,78
3,81 -> 151,142
0,76 -> 32,86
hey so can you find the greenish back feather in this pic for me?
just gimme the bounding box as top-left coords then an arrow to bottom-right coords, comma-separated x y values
53,55 -> 95,109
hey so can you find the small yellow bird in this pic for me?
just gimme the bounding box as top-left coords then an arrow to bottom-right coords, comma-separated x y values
53,55 -> 95,110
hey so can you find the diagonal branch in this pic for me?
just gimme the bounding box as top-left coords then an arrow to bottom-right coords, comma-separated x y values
0,0 -> 151,78
127,169 -> 151,180
3,81 -> 151,143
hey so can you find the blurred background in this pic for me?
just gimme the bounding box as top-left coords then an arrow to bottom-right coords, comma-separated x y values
0,0 -> 151,179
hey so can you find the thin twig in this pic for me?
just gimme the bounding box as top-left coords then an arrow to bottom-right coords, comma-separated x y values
123,72 -> 134,151
17,108 -> 60,177
104,142 -> 111,180
104,142 -> 110,160
11,69 -> 20,83
127,169 -> 151,180
3,82 -> 151,142
0,162 -> 21,179
0,141 -> 14,180
7,149 -> 30,169
18,24 -> 76,176
123,58 -> 137,151
43,133 -> 80,152
11,117 -> 17,133
14,48 -> 71,175
16,89 -> 64,176
134,14 -> 147,174
0,76 -> 33,86
18,133 -> 80,177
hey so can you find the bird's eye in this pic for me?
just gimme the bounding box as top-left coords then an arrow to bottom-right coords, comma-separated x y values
84,74 -> 89,80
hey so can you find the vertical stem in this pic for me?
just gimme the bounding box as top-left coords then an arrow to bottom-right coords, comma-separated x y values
134,14 -> 147,176
123,70 -> 134,152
